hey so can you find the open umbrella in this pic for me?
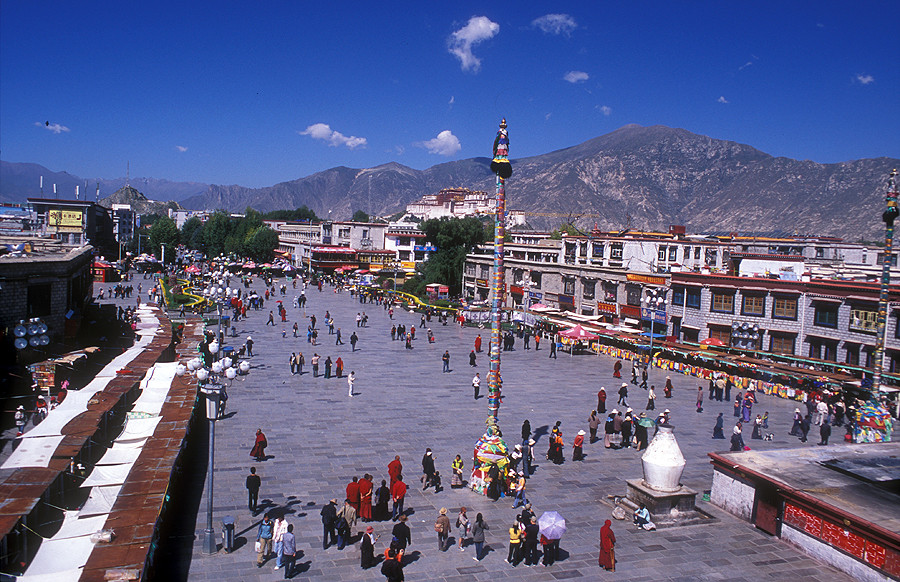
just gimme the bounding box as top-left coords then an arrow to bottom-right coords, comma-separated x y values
700,337 -> 727,347
638,417 -> 657,428
538,511 -> 566,540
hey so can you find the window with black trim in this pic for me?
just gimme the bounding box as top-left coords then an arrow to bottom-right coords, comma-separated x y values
626,286 -> 641,306
27,283 -> 52,318
741,295 -> 765,316
582,280 -> 596,300
530,271 -> 542,289
770,334 -> 795,355
685,287 -> 701,309
563,277 -> 576,296
813,304 -> 838,328
603,282 -> 617,302
671,286 -> 685,307
668,247 -> 677,261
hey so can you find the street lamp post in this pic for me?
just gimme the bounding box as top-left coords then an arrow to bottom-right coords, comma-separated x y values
201,381 -> 222,554
642,288 -> 667,367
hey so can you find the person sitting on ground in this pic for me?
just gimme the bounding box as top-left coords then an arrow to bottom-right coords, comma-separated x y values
633,503 -> 656,530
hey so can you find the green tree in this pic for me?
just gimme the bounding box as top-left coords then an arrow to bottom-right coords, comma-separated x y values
352,209 -> 370,222
243,226 -> 280,262
418,217 -> 488,296
148,216 -> 180,263
549,223 -> 583,239
261,206 -> 319,222
202,211 -> 232,258
181,216 -> 204,250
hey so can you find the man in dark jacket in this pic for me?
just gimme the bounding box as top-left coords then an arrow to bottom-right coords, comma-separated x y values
818,420 -> 832,445
381,549 -> 404,581
422,449 -> 436,490
246,467 -> 261,512
320,499 -> 338,549
523,517 -> 540,566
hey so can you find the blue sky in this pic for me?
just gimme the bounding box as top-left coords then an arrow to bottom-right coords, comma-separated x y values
2,1 -> 897,188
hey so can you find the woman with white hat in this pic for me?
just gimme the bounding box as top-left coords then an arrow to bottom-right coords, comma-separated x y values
573,430 -> 586,461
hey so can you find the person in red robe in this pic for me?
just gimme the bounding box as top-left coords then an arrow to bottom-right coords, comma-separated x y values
250,429 -> 267,462
599,519 -> 616,571
346,476 -> 360,514
388,455 -> 402,486
474,334 -> 482,353
335,357 -> 344,378
358,473 -> 373,521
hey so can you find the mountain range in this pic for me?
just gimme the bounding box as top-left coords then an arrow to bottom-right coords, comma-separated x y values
2,125 -> 897,240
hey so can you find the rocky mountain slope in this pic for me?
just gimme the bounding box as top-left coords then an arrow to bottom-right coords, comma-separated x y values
4,125 -> 897,240
98,186 -> 180,216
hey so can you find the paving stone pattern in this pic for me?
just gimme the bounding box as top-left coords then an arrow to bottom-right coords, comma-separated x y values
167,280 -> 853,581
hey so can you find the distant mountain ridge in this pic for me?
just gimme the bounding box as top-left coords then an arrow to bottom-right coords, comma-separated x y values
3,125 -> 897,240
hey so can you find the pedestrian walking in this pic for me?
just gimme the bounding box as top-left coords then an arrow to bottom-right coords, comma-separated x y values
336,328 -> 343,345
819,421 -> 832,445
289,353 -> 297,375
713,413 -> 726,439
281,524 -> 296,578
256,513 -> 274,567
475,334 -> 482,352
273,517 -> 288,570
324,356 -> 332,378
391,514 -> 411,555
391,477 -> 407,520
469,350 -> 477,366
617,383 -> 629,406
442,350 -> 451,372
457,507 -> 470,550
311,353 -> 320,377
613,359 -> 622,378
246,467 -> 261,512
347,371 -> 356,396
597,387 -> 607,413
471,513 -> 489,561
697,386 -> 704,413
646,385 -> 656,410
320,499 -> 339,549
435,507 -> 451,551
421,448 -> 436,490
472,373 -> 481,399
523,516 -> 540,566
573,429 -> 585,461
507,519 -> 522,565
361,526 -> 378,569
599,519 -> 616,571
588,410 -> 600,443
549,338 -> 557,358
335,356 -> 343,378
350,331 -> 358,351
246,336 -> 254,356
250,429 -> 267,462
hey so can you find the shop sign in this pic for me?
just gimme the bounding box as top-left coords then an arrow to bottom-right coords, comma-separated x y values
627,273 -> 666,286
49,209 -> 83,228
597,301 -> 617,314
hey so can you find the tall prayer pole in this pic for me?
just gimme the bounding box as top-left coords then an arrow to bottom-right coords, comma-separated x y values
872,169 -> 899,392
488,119 -> 512,421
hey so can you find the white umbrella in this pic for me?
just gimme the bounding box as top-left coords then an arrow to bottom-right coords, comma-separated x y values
538,511 -> 566,540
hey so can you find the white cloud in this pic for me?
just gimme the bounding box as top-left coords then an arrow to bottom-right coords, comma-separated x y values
35,121 -> 69,134
717,96 -> 729,104
448,96 -> 455,107
416,130 -> 461,156
564,70 -> 589,83
299,123 -> 367,149
738,61 -> 753,71
597,105 -> 612,116
856,74 -> 874,85
545,113 -> 552,121
448,16 -> 499,72
175,145 -> 188,152
532,14 -> 577,36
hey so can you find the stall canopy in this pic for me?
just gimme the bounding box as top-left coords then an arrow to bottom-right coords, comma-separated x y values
559,325 -> 600,341
184,264 -> 202,274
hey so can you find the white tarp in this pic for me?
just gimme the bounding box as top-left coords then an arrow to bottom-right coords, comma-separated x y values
131,363 -> 177,416
79,485 -> 122,516
0,435 -> 65,469
19,512 -> 108,579
114,416 -> 161,442
81,463 -> 132,488
2,309 -> 160,471
95,446 -> 142,466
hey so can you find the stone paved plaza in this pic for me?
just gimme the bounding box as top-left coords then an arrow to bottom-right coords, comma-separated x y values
138,279 -> 854,582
